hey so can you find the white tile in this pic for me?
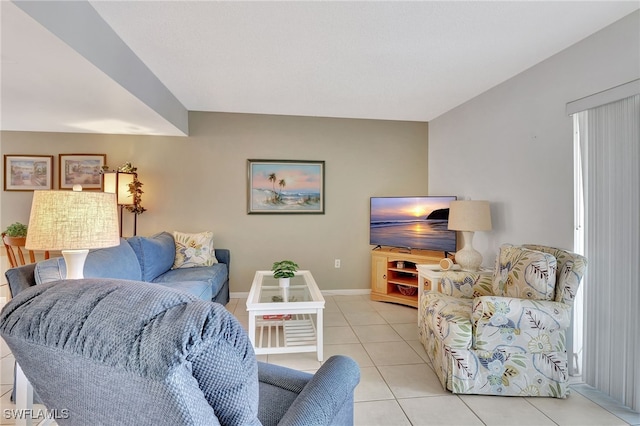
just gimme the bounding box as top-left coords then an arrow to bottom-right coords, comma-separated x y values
354,400 -> 411,426
377,363 -> 448,398
323,344 -> 374,368
378,308 -> 418,324
352,324 -> 403,343
323,311 -> 349,327
527,392 -> 629,426
323,326 -> 359,344
332,295 -> 370,303
354,366 -> 395,402
460,394 -> 556,425
363,341 -> 424,366
344,311 -> 387,326
266,352 -> 321,372
571,384 -> 640,425
337,300 -> 376,313
0,355 -> 14,386
370,300 -> 412,313
0,338 -> 10,358
405,340 -> 431,363
225,298 -> 238,310
0,385 -> 10,398
399,395 -> 484,426
390,323 -> 419,341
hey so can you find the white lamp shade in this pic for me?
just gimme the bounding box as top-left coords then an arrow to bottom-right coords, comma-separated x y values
448,200 -> 492,232
103,172 -> 135,205
25,190 -> 120,251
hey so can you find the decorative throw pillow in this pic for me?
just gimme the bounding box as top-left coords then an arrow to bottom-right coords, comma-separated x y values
172,231 -> 218,269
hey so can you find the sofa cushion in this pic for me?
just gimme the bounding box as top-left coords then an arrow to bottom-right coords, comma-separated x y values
492,245 -> 557,301
34,239 -> 142,284
152,280 -> 213,301
153,264 -> 228,300
127,232 -> 176,282
172,231 -> 218,269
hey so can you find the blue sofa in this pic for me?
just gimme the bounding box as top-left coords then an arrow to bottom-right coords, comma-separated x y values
4,232 -> 230,305
0,278 -> 360,425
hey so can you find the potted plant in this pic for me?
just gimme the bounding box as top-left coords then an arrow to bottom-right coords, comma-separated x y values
271,260 -> 299,288
2,222 -> 28,245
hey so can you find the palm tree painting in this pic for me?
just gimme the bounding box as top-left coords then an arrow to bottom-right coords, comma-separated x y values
248,160 -> 325,214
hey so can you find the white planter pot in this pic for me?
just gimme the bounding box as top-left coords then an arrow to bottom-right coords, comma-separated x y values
278,277 -> 290,288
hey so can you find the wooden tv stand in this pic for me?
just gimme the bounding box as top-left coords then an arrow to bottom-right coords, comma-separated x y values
370,247 -> 442,308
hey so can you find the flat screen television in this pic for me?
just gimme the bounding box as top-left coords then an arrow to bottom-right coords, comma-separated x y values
370,196 -> 457,253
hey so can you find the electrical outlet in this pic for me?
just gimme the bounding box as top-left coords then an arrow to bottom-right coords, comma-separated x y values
334,259 -> 341,268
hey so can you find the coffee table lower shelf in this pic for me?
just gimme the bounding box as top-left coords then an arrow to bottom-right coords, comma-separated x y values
253,314 -> 319,356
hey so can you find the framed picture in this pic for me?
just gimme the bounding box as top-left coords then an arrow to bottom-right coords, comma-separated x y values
247,159 -> 325,214
3,155 -> 54,191
59,154 -> 106,190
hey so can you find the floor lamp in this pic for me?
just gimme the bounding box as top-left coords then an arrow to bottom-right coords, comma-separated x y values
103,171 -> 136,237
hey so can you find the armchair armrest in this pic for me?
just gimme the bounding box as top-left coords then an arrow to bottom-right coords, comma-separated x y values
471,295 -> 572,353
258,355 -> 360,426
440,271 -> 493,298
280,355 -> 360,426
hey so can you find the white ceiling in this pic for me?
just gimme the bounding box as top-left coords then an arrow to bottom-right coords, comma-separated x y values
1,1 -> 639,136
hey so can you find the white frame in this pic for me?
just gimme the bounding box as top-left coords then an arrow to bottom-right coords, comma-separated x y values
246,270 -> 325,361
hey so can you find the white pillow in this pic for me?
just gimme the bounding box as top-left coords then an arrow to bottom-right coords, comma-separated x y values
172,231 -> 218,269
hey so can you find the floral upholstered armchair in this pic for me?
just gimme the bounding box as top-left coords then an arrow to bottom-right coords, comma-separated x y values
419,244 -> 587,398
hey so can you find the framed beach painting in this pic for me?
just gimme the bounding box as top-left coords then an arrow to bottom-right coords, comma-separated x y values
247,159 -> 325,214
59,154 -> 106,190
3,155 -> 54,191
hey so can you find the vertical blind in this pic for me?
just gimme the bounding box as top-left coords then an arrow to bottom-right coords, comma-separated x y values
574,93 -> 639,411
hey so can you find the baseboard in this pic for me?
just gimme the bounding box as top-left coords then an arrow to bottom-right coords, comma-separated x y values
230,289 -> 371,299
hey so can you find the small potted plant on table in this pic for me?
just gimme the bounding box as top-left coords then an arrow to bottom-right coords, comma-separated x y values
271,260 -> 299,288
2,222 -> 28,246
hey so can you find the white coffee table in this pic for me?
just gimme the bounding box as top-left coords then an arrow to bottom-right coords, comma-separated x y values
246,270 -> 325,361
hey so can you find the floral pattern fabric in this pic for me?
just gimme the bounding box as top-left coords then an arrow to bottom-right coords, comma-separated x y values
419,244 -> 586,398
492,244 -> 557,301
172,231 -> 218,269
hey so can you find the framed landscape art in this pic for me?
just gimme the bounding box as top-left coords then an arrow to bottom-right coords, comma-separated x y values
247,159 -> 325,214
59,154 -> 106,190
3,155 -> 53,191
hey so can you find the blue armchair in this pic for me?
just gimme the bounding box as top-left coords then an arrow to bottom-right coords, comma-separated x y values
0,278 -> 360,425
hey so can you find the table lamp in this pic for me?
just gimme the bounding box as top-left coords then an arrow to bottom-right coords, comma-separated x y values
448,200 -> 492,271
25,186 -> 120,279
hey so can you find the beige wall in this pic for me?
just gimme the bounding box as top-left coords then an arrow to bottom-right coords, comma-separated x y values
428,11 -> 639,266
1,112 -> 429,292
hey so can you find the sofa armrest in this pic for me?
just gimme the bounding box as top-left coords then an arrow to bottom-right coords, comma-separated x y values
215,249 -> 230,267
440,271 -> 493,298
471,295 -> 572,352
5,264 -> 37,297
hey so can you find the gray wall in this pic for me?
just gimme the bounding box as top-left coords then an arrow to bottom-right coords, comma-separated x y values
428,11 -> 640,266
1,113 -> 429,292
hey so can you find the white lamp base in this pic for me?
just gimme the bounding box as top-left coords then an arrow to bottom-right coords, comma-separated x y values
454,231 -> 483,272
62,249 -> 89,279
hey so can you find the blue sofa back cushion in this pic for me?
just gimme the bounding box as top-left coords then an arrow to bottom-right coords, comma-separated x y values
34,239 -> 142,284
127,232 -> 176,282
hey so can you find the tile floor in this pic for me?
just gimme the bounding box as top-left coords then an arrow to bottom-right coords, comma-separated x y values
1,294 -> 638,425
